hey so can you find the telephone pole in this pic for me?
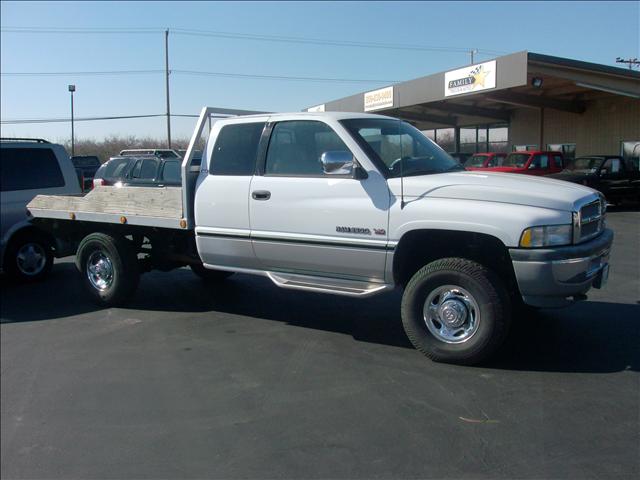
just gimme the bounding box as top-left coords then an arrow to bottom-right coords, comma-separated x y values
615,57 -> 639,70
165,29 -> 172,148
470,49 -> 478,65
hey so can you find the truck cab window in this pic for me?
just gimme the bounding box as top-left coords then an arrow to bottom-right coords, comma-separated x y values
265,121 -> 349,176
161,160 -> 181,183
210,122 -> 265,176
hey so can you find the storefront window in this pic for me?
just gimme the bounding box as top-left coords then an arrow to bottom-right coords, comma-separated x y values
457,124 -> 507,153
514,145 -> 538,152
434,128 -> 455,152
548,143 -> 576,160
621,141 -> 640,162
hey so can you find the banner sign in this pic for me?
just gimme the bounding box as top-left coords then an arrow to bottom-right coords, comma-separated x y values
364,86 -> 394,112
445,60 -> 496,97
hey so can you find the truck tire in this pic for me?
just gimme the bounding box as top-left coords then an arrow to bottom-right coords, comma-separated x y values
401,257 -> 510,365
190,263 -> 233,282
76,232 -> 139,307
4,230 -> 54,282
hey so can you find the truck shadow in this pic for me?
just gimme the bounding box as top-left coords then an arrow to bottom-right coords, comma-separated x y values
1,262 -> 638,373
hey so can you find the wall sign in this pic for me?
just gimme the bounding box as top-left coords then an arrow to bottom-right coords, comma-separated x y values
364,86 -> 394,112
445,60 -> 496,97
307,104 -> 325,112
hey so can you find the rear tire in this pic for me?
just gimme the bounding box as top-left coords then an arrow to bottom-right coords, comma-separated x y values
76,232 -> 139,307
5,231 -> 54,282
401,257 -> 510,365
190,263 -> 233,282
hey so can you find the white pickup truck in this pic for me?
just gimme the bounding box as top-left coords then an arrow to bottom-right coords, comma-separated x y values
28,108 -> 613,364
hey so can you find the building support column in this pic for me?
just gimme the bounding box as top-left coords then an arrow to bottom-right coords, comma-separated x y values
539,107 -> 545,150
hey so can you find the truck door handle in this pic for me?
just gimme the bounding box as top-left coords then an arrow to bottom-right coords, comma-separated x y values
252,190 -> 271,200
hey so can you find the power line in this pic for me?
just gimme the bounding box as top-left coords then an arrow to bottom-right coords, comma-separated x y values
1,113 -> 239,124
1,69 -> 399,84
1,25 -> 505,56
173,69 -> 398,83
1,114 -> 166,124
1,70 -> 164,76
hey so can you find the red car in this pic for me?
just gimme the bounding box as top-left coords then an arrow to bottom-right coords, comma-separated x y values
464,152 -> 507,171
481,151 -> 564,176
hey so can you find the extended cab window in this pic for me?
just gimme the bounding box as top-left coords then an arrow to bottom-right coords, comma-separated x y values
210,122 -> 265,175
265,121 -> 349,176
0,147 -> 65,191
341,118 -> 459,178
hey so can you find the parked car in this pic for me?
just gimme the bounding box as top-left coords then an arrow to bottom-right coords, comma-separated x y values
481,151 -> 564,176
549,155 -> 640,204
0,138 -> 82,280
119,148 -> 181,159
92,155 -> 182,188
448,152 -> 471,164
464,152 -> 507,170
71,155 -> 101,191
28,110 -> 612,365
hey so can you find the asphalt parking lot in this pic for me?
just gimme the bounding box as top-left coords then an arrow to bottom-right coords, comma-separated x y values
2,208 -> 639,479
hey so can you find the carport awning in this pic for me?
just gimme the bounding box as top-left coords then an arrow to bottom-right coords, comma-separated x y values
316,51 -> 640,129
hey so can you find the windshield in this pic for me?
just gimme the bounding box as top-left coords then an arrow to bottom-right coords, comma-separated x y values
502,153 -> 530,168
565,157 -> 605,172
465,155 -> 488,167
340,118 -> 461,177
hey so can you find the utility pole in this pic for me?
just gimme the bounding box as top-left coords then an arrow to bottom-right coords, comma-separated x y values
615,57 -> 639,70
68,84 -> 76,156
165,29 -> 172,148
470,49 -> 478,65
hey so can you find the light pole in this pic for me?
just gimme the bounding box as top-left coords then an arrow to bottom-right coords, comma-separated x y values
68,84 -> 76,156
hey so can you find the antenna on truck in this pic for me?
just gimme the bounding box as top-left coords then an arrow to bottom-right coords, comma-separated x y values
397,89 -> 406,209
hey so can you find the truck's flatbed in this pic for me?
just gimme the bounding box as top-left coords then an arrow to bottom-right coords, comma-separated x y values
28,186 -> 187,230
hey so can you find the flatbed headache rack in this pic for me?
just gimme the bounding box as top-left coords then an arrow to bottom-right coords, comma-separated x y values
26,107 -> 269,231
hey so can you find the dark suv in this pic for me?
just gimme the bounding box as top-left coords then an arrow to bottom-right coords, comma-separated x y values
92,155 -> 182,188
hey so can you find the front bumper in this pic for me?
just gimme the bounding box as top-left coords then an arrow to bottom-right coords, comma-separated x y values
509,228 -> 613,308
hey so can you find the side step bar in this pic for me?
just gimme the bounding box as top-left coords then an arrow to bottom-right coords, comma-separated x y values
266,272 -> 392,297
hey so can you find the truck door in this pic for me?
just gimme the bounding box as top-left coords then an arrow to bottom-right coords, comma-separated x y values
194,121 -> 266,269
599,157 -> 630,199
249,120 -> 390,281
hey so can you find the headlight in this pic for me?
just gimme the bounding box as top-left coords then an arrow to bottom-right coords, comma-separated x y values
519,224 -> 572,248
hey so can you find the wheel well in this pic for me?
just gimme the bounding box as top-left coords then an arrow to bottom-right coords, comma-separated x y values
3,225 -> 54,257
393,229 -> 518,295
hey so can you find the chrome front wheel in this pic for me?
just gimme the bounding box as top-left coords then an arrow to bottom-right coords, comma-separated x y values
423,285 -> 480,344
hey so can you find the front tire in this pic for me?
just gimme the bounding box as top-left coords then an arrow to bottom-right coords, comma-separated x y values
76,232 -> 139,306
401,257 -> 510,365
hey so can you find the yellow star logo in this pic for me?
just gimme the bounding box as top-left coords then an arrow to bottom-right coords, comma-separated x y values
472,68 -> 490,88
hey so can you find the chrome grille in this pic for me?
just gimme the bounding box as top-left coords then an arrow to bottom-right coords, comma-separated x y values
574,198 -> 605,243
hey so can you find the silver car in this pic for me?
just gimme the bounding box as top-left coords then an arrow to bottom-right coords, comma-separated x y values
1,138 -> 81,280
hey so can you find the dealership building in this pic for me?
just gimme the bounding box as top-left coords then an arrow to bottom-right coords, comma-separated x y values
307,51 -> 640,160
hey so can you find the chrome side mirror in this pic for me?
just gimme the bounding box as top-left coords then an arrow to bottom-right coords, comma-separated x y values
320,151 -> 355,175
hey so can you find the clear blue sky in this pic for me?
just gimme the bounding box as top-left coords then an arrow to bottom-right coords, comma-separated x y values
1,1 -> 638,142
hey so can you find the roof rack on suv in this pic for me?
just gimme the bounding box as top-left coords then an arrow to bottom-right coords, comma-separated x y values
0,137 -> 51,144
